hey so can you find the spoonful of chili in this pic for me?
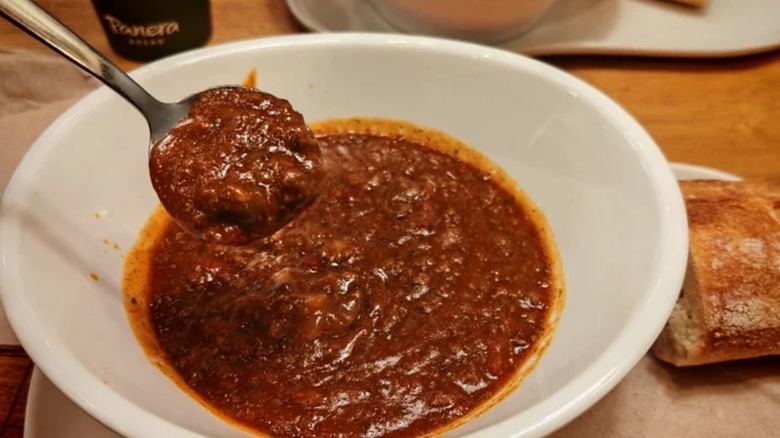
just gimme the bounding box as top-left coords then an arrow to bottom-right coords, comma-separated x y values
0,0 -> 325,245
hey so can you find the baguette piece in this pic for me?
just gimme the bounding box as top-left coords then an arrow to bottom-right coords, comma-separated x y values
665,0 -> 709,7
653,180 -> 780,366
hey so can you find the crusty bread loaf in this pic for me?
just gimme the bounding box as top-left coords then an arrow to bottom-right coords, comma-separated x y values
665,0 -> 709,7
653,180 -> 780,366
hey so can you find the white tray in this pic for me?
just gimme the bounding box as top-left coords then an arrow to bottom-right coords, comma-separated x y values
286,0 -> 780,58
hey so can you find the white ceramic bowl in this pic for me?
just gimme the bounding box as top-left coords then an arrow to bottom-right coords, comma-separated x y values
368,0 -> 561,44
0,34 -> 687,438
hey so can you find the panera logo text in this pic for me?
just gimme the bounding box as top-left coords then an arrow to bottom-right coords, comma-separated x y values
104,14 -> 180,38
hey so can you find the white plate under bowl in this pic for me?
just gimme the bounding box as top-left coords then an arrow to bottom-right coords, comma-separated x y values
2,33 -> 687,438
286,0 -> 780,58
671,163 -> 740,181
24,369 -> 119,438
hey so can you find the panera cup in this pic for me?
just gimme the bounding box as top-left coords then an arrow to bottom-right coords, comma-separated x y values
91,0 -> 212,62
369,0 -> 560,44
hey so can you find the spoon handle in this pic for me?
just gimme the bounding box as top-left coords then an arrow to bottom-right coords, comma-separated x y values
0,0 -> 175,139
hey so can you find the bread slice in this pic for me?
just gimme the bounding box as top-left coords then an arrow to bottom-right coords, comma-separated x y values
653,180 -> 780,366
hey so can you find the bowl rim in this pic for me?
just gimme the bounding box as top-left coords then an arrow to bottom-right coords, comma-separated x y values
0,32 -> 688,438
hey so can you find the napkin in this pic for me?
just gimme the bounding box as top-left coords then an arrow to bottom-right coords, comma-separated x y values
0,50 -> 777,436
0,49 -> 96,346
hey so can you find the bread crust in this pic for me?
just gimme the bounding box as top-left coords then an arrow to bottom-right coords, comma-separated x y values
665,0 -> 709,7
653,180 -> 780,366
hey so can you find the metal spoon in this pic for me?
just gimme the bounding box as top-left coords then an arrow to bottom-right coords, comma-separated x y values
0,0 -> 325,245
0,0 -> 191,147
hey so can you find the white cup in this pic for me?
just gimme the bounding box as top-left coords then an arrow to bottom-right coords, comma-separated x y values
369,0 -> 562,44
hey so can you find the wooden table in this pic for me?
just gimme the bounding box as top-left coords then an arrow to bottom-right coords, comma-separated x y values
0,0 -> 778,436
